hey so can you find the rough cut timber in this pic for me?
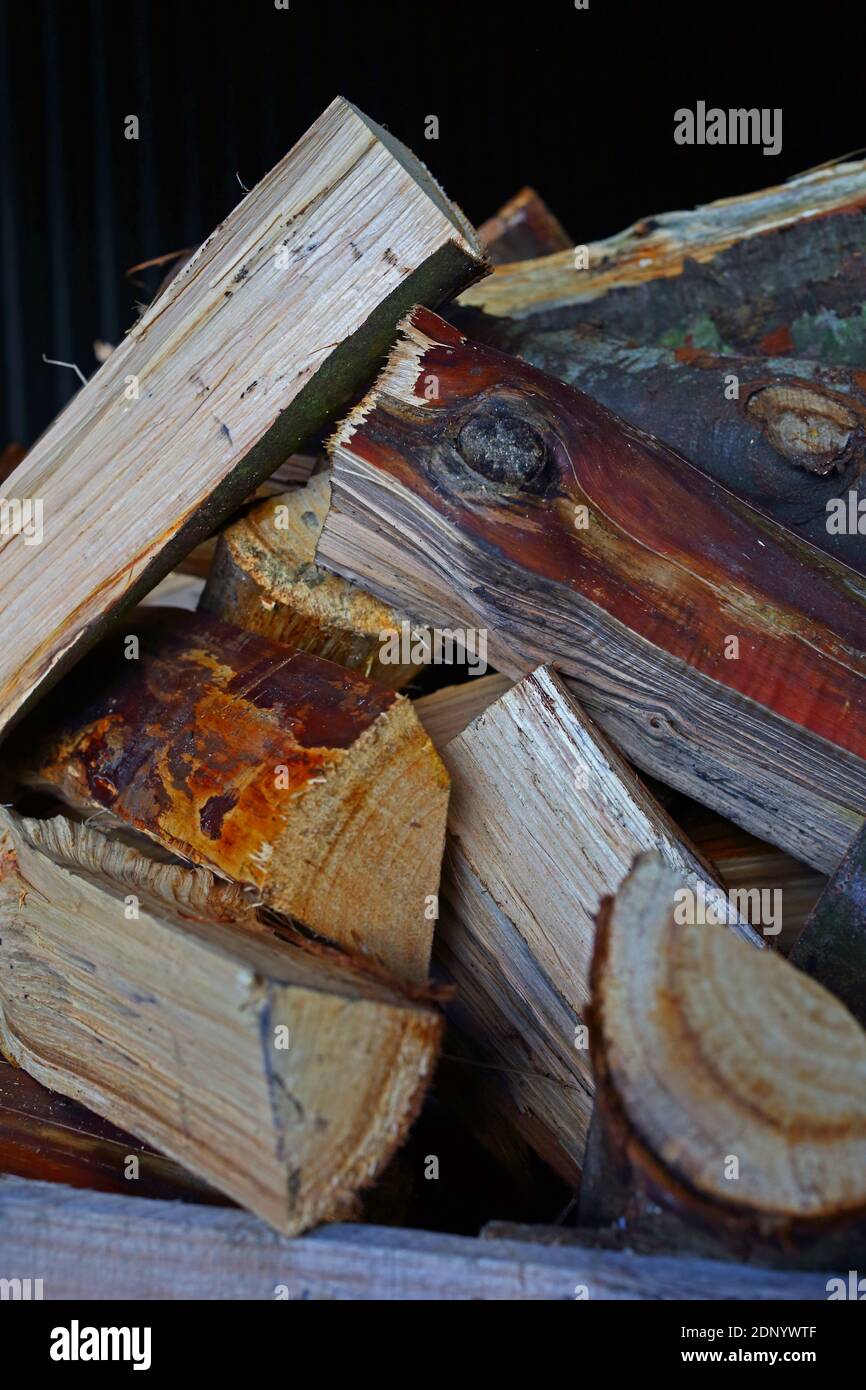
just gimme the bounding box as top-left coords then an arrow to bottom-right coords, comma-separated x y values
413,672 -> 512,750
478,187 -> 572,265
322,308 -> 866,873
16,608 -> 448,984
457,158 -> 866,362
0,811 -> 442,1234
590,853 -> 866,1246
790,822 -> 866,1026
0,1057 -> 222,1205
435,667 -> 757,1186
200,472 -> 423,688
0,1177 -> 836,1301
496,327 -> 866,574
0,97 -> 486,739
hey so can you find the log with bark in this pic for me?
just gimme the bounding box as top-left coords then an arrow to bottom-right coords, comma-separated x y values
478,187 -> 572,265
15,608 -> 448,984
489,326 -> 866,573
0,97 -> 486,738
0,810 -> 442,1234
321,307 -> 866,873
458,158 -> 866,363
200,472 -> 423,688
434,666 -> 756,1185
589,853 -> 866,1252
789,822 -> 866,1026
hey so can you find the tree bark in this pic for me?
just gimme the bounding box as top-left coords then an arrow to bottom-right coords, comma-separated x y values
458,157 -> 866,364
789,822 -> 866,1026
491,325 -> 866,573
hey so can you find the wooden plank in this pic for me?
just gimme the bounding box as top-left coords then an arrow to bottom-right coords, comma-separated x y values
0,97 -> 486,738
590,853 -> 866,1248
321,307 -> 866,873
492,326 -> 866,574
18,608 -> 449,983
458,158 -> 866,363
0,1177 -> 834,1299
790,822 -> 866,1025
434,667 -> 756,1185
0,810 -> 442,1234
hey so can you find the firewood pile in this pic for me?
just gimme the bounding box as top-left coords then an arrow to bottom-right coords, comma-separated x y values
1,97 -> 865,1301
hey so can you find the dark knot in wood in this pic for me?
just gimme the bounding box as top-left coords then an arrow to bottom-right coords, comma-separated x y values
456,402 -> 547,489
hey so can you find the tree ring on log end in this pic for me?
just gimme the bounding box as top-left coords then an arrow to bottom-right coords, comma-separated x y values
743,382 -> 862,476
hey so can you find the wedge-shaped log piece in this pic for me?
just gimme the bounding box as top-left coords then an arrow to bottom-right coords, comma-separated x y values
0,811 -> 442,1234
200,472 -> 422,688
18,610 -> 448,983
458,158 -> 866,363
435,667 -> 756,1185
478,187 -> 573,264
590,853 -> 866,1237
0,96 -> 486,738
323,308 -> 866,872
495,327 -> 866,574
413,673 -> 512,750
790,822 -> 866,1026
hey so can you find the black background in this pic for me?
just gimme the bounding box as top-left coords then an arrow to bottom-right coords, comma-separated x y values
2,0 -> 865,445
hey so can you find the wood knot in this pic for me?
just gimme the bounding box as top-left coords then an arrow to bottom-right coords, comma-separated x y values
744,383 -> 860,476
456,402 -> 547,488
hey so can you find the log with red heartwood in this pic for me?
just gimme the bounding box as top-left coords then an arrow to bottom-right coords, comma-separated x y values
14,608 -> 449,984
320,307 -> 866,874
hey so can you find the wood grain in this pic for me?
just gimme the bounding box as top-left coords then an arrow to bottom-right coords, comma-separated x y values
0,811 -> 442,1234
0,97 -> 486,738
18,608 -> 449,983
0,1177 -> 835,1299
436,667 -> 757,1185
322,308 -> 866,873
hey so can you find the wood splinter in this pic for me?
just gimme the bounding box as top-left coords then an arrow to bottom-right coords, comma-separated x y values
16,608 -> 449,984
589,853 -> 866,1248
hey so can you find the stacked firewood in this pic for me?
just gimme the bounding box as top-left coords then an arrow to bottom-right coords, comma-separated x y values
1,98 -> 865,1300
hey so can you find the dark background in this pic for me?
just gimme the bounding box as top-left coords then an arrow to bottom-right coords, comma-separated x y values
2,0 -> 865,445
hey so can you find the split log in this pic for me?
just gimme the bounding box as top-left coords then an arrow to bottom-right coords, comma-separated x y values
434,667 -> 756,1186
494,326 -> 866,574
322,308 -> 866,873
16,608 -> 448,984
200,472 -> 422,688
674,802 -> 825,955
0,1057 -> 222,1205
413,672 -> 512,750
590,853 -> 866,1249
790,822 -> 866,1026
0,1176 -> 835,1299
458,158 -> 866,363
0,811 -> 442,1234
478,187 -> 572,265
0,97 -> 486,738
